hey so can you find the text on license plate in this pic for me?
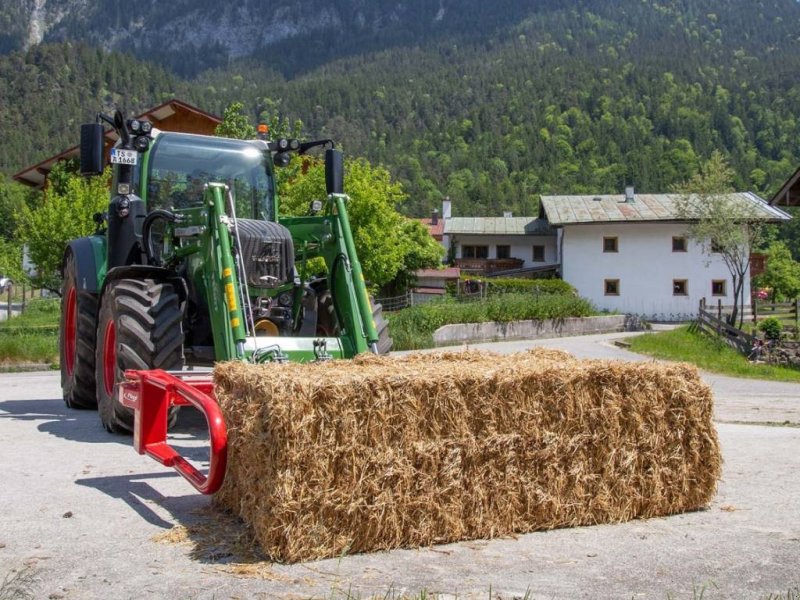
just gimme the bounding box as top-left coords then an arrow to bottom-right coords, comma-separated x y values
110,149 -> 138,165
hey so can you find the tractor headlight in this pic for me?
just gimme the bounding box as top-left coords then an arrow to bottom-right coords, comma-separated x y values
129,119 -> 141,133
140,120 -> 152,134
133,135 -> 150,152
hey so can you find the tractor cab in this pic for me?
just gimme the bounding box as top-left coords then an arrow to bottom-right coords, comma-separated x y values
143,132 -> 277,221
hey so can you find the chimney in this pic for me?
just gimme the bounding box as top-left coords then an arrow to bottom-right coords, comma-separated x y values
442,196 -> 452,219
624,186 -> 635,203
431,208 -> 439,226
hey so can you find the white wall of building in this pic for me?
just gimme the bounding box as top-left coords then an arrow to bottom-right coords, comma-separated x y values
561,222 -> 749,319
453,234 -> 559,268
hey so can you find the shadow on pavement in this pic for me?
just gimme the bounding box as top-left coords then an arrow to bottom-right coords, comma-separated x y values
0,398 -> 123,444
75,470 -> 209,529
76,470 -> 261,567
0,398 -> 213,450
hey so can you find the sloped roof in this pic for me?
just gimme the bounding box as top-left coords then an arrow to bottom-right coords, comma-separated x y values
770,165 -> 800,207
540,192 -> 789,225
13,99 -> 222,189
416,217 -> 445,238
444,217 -> 555,236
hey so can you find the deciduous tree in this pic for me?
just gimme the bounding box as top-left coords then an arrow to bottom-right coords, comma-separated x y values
673,151 -> 768,327
16,168 -> 110,292
279,156 -> 442,291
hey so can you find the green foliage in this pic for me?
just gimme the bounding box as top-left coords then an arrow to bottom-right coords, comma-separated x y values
7,3 -> 800,222
388,293 -> 596,350
673,152 -> 763,327
257,97 -> 303,139
393,219 -> 446,291
279,157 -> 441,290
0,173 -> 35,240
17,168 -> 110,291
0,42 -> 192,173
214,102 -> 257,140
0,299 -> 60,364
755,242 -> 800,301
0,298 -> 59,330
0,237 -> 24,282
457,276 -> 575,296
630,326 -> 800,382
758,317 -> 784,341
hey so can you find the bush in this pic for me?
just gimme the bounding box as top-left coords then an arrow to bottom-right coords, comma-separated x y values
387,292 -> 596,350
448,277 -> 576,297
758,317 -> 783,341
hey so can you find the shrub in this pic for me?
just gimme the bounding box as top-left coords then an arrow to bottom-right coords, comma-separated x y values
449,277 -> 576,297
758,317 -> 783,341
387,292 -> 596,350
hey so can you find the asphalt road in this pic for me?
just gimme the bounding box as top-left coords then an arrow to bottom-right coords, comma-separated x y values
0,333 -> 798,599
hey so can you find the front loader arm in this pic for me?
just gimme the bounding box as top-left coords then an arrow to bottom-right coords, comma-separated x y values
200,183 -> 247,361
329,193 -> 379,354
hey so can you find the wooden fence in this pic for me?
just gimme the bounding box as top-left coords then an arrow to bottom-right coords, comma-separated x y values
696,299 -> 756,355
751,299 -> 800,330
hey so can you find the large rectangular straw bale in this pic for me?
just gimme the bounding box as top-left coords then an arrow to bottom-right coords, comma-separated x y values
213,349 -> 721,562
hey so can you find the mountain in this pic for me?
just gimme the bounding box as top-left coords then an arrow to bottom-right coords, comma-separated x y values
1,0 -> 539,76
4,1 -> 800,218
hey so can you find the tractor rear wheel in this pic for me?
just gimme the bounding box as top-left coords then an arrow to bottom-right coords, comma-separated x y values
60,251 -> 98,409
315,290 -> 339,337
371,299 -> 393,355
95,278 -> 184,433
315,291 -> 392,354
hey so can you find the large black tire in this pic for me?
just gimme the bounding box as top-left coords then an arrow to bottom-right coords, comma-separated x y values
371,299 -> 393,355
60,251 -> 98,409
315,290 -> 339,337
315,291 -> 392,354
95,279 -> 184,433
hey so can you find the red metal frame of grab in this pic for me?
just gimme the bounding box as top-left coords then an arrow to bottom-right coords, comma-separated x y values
118,369 -> 227,495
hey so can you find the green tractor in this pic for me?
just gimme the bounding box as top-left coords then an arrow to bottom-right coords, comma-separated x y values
59,110 -> 391,433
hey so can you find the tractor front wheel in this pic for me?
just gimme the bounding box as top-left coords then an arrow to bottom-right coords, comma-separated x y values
60,251 -> 98,409
95,278 -> 184,433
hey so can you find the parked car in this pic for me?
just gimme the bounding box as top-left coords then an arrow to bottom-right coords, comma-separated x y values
0,275 -> 13,293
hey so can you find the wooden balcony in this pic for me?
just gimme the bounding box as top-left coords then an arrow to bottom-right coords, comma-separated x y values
455,258 -> 525,274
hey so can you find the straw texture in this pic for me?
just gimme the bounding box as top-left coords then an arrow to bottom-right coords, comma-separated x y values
213,349 -> 721,563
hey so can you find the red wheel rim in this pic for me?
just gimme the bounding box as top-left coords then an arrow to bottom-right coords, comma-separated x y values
64,288 -> 77,376
102,320 -> 117,397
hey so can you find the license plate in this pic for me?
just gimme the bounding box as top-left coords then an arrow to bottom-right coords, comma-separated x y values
110,148 -> 138,165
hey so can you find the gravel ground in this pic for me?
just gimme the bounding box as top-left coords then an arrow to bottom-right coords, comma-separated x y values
0,334 -> 798,599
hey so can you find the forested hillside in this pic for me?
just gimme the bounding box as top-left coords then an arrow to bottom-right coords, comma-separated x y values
3,0 -> 800,217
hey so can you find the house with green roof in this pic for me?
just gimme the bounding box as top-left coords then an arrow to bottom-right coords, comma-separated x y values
538,189 -> 789,319
443,215 -> 559,276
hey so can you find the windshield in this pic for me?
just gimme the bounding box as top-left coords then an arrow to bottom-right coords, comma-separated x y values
146,133 -> 275,220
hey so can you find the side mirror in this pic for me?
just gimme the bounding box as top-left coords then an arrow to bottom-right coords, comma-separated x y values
80,123 -> 104,176
325,148 -> 344,195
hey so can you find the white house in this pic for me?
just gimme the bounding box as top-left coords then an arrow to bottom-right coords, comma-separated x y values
443,216 -> 559,275
539,191 -> 790,319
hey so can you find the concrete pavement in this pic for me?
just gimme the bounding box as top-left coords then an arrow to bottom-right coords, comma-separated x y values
1,334 -> 798,599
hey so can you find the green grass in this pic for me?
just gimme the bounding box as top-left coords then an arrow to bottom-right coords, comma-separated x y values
387,293 -> 596,351
629,326 -> 800,382
0,298 -> 59,365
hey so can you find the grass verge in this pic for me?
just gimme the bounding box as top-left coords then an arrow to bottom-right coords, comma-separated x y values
629,325 -> 800,382
0,298 -> 59,365
387,293 -> 596,351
